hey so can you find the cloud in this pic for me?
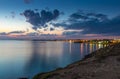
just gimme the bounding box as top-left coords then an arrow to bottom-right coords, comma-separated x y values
27,32 -> 40,36
54,10 -> 120,36
24,0 -> 32,4
23,9 -> 60,30
0,31 -> 25,36
11,11 -> 15,18
0,32 -> 8,36
4,12 -> 16,19
63,29 -> 83,35
21,9 -> 120,37
50,27 -> 55,31
63,31 -> 80,35
8,31 -> 25,35
68,11 -> 108,23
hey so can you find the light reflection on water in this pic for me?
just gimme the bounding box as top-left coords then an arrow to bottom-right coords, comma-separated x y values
0,40 -> 107,79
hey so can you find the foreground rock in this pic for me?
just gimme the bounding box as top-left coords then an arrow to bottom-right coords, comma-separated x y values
33,43 -> 120,79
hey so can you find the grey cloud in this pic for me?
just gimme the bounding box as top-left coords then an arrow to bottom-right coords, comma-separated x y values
55,11 -> 120,36
0,32 -> 8,35
8,31 -> 25,34
24,0 -> 32,4
69,11 -> 108,22
23,9 -> 60,30
63,31 -> 81,35
27,32 -> 39,36
0,31 -> 25,35
50,28 -> 55,31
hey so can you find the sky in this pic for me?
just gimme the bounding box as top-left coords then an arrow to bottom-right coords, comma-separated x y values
0,0 -> 120,39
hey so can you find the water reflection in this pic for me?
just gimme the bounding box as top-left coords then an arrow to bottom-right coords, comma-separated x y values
69,42 -> 72,53
80,43 -> 108,58
80,43 -> 84,53
0,40 -> 109,79
25,41 -> 64,78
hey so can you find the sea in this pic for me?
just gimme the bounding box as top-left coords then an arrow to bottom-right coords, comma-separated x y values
0,40 -> 107,79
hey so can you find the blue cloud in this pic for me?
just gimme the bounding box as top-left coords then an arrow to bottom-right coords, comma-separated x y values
23,9 -> 60,30
54,11 -> 120,35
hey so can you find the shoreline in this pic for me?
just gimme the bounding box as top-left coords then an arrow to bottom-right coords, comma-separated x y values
33,43 -> 120,79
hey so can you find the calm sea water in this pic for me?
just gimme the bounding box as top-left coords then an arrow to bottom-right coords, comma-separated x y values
0,40 -> 107,79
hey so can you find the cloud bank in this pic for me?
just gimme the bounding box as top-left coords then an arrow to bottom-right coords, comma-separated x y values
22,9 -> 120,37
54,10 -> 120,36
0,31 -> 25,36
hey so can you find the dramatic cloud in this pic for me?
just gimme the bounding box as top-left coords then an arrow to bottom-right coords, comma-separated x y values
23,9 -> 60,30
54,11 -> 120,36
22,9 -> 120,36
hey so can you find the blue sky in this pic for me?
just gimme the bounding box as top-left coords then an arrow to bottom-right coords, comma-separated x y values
0,0 -> 119,16
0,0 -> 120,39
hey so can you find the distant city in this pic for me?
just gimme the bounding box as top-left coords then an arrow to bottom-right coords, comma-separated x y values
1,37 -> 120,44
65,39 -> 120,44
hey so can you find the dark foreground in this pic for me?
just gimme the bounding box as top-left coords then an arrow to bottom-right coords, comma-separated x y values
33,43 -> 120,79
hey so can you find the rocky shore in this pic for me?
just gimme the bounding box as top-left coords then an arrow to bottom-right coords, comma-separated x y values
33,43 -> 120,79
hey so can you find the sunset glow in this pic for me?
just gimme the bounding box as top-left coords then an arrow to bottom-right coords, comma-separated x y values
0,0 -> 120,39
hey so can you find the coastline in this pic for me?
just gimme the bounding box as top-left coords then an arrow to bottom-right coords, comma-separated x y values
33,43 -> 120,79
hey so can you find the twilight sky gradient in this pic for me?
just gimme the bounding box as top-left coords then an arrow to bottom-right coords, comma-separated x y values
0,0 -> 120,39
